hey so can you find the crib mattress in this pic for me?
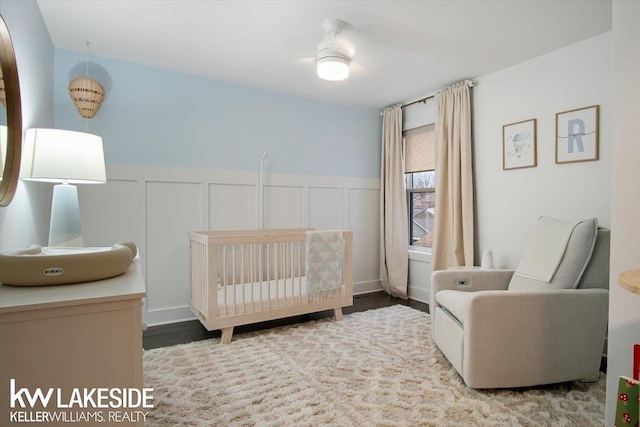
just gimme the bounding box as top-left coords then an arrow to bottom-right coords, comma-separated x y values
216,276 -> 343,315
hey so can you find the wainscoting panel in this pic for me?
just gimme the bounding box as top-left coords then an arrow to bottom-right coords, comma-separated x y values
82,164 -> 381,325
263,185 -> 304,228
80,179 -> 143,248
145,181 -> 203,318
308,187 -> 344,229
209,183 -> 257,230
408,251 -> 432,303
348,188 -> 381,292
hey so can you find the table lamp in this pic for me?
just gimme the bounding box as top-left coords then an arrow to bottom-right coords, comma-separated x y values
21,128 -> 106,247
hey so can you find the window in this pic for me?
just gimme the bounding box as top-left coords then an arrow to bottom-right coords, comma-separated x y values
404,124 -> 435,249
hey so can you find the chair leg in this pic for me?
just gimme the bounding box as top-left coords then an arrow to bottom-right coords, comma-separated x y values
220,327 -> 234,344
334,307 -> 343,321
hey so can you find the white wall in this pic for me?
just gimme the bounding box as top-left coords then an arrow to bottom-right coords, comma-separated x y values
473,33 -> 612,268
606,1 -> 640,424
403,35 -> 613,299
78,164 -> 381,325
403,99 -> 436,132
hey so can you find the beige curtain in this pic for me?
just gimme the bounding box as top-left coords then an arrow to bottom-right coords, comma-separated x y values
432,81 -> 474,271
380,105 -> 409,298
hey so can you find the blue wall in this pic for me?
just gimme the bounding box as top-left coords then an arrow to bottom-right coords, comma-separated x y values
54,49 -> 381,178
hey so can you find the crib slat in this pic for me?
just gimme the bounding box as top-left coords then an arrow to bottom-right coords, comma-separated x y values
285,241 -> 288,306
289,241 -> 293,307
298,240 -> 302,305
283,242 -> 291,307
209,243 -> 218,321
199,243 -> 204,313
281,242 -> 285,307
250,243 -> 254,312
232,245 -> 236,315
276,242 -> 281,307
284,242 -> 288,307
221,246 -> 226,317
266,242 -> 270,311
274,242 -> 278,308
261,243 -> 264,311
241,244 -> 245,314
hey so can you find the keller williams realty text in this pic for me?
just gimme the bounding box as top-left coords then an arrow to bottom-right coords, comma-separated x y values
10,410 -> 149,423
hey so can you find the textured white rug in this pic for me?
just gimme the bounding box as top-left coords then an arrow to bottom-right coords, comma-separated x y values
143,305 -> 606,426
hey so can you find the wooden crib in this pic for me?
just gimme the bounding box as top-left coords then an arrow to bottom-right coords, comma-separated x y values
189,228 -> 353,344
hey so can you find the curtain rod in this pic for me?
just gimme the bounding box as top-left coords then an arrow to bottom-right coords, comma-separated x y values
401,93 -> 435,108
380,80 -> 475,116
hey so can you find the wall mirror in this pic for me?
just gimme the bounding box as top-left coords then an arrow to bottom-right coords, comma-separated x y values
0,14 -> 22,207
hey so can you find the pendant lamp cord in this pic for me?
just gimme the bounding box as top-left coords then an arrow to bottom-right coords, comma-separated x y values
85,40 -> 92,133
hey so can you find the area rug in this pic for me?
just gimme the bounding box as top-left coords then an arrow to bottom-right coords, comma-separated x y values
143,305 -> 606,426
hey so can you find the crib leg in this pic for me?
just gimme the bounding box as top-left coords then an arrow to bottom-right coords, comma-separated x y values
333,307 -> 343,321
220,327 -> 234,344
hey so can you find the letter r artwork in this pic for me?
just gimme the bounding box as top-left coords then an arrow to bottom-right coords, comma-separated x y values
555,105 -> 599,164
566,118 -> 585,153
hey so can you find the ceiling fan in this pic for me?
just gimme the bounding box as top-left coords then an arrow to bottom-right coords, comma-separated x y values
316,18 -> 352,81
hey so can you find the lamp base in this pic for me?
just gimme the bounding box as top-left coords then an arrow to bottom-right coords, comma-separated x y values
49,184 -> 83,247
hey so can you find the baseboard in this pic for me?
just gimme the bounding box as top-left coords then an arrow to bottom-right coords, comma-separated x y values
353,280 -> 383,295
408,286 -> 429,304
145,305 -> 196,327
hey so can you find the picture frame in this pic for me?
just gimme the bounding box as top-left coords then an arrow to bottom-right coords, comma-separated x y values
503,118 -> 537,170
555,105 -> 599,164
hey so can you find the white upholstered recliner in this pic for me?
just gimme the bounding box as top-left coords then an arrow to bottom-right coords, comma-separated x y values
430,217 -> 609,389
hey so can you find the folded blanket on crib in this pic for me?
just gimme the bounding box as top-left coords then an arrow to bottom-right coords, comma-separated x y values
306,230 -> 344,293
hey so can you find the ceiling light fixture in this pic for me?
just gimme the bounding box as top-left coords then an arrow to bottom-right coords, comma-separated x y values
317,18 -> 350,81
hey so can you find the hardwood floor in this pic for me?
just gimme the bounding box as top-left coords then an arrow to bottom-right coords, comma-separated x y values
143,291 -> 428,350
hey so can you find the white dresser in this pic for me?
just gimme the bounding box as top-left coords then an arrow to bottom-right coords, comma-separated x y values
0,259 -> 146,426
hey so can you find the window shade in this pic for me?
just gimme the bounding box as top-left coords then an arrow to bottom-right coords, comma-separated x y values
404,124 -> 435,173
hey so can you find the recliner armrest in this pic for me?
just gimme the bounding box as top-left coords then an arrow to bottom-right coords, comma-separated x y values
430,269 -> 514,310
430,269 -> 515,338
432,269 -> 515,293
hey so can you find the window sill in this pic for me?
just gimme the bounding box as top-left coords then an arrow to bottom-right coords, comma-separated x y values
408,248 -> 432,263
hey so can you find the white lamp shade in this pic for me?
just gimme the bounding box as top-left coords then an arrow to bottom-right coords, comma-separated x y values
317,39 -> 350,81
21,128 -> 106,184
317,57 -> 350,81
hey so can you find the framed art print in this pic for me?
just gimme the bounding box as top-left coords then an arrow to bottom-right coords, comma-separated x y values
503,118 -> 537,170
555,105 -> 599,164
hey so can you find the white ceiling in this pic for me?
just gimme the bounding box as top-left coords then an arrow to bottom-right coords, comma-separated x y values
36,0 -> 612,109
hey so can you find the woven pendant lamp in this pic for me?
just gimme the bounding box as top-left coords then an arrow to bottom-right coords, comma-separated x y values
68,41 -> 105,119
68,76 -> 105,118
